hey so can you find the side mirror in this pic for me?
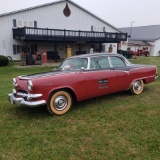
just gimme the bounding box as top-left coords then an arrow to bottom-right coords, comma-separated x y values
80,67 -> 85,71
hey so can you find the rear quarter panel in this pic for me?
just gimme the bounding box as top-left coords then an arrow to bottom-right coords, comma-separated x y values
129,65 -> 157,84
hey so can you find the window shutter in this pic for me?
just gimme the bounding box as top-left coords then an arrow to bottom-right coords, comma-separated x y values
103,27 -> 105,32
13,19 -> 17,27
34,21 -> 37,28
91,26 -> 93,31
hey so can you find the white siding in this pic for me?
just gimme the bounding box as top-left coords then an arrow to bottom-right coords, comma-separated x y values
149,39 -> 160,56
148,42 -> 155,56
155,39 -> 160,56
0,1 -> 119,60
0,16 -> 21,60
2,2 -> 117,32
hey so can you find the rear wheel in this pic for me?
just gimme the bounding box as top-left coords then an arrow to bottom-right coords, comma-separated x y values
47,90 -> 72,115
130,80 -> 144,95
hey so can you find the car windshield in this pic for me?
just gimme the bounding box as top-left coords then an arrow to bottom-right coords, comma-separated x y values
59,58 -> 88,70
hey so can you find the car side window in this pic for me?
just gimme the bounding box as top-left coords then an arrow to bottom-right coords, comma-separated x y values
75,58 -> 88,69
110,57 -> 126,67
91,56 -> 110,69
59,58 -> 88,70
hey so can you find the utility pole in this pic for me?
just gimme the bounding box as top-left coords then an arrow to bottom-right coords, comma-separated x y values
130,21 -> 134,38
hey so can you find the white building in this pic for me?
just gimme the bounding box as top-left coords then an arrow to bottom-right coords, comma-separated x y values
0,0 -> 127,60
119,25 -> 160,56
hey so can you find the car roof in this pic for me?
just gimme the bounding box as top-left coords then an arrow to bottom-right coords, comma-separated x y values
68,52 -> 122,59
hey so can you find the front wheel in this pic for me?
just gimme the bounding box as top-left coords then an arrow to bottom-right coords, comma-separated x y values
130,80 -> 144,95
47,90 -> 72,115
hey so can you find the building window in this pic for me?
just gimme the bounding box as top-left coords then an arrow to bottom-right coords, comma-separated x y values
93,26 -> 103,32
14,19 -> 37,28
13,45 -> 37,54
13,45 -> 21,54
17,45 -> 22,53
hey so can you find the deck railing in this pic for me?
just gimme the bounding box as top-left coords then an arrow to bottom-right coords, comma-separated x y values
13,27 -> 127,42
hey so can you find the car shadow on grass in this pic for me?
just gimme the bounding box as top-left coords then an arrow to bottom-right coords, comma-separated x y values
70,90 -> 136,116
12,105 -> 50,119
11,88 -> 149,118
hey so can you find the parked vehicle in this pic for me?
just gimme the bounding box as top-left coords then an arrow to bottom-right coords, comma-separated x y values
8,53 -> 158,115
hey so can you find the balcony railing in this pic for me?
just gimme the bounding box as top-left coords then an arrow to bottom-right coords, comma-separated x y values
13,27 -> 127,42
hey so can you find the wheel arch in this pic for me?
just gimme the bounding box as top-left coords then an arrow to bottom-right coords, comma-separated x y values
48,87 -> 77,103
129,78 -> 145,89
142,79 -> 145,83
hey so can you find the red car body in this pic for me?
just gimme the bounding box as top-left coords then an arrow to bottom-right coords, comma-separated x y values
8,53 -> 158,115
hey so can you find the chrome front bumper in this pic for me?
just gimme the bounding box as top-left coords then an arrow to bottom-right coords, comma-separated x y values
8,90 -> 46,107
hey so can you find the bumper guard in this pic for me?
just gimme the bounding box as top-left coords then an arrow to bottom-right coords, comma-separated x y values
8,90 -> 46,107
155,75 -> 158,81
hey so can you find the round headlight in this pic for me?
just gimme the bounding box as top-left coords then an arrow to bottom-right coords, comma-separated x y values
13,78 -> 17,87
27,80 -> 33,91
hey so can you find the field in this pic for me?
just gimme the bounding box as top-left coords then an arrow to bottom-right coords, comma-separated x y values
0,57 -> 160,160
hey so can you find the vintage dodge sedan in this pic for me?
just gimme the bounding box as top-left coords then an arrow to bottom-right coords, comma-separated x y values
8,53 -> 158,115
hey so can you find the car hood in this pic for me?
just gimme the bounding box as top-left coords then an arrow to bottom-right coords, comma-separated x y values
19,69 -> 74,80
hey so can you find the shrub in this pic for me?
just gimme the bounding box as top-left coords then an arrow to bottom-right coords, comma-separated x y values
0,55 -> 9,67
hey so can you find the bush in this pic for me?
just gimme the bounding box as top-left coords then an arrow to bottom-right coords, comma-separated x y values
0,55 -> 9,67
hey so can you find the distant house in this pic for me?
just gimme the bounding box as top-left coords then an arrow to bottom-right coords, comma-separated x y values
0,0 -> 127,61
119,25 -> 160,56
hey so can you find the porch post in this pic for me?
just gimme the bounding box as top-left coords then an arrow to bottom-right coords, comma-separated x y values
54,42 -> 58,62
79,43 -> 81,54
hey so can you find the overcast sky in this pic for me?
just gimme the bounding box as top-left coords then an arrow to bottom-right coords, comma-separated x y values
0,0 -> 160,28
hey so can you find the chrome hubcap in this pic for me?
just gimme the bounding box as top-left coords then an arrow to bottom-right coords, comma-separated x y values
134,81 -> 142,92
54,96 -> 68,111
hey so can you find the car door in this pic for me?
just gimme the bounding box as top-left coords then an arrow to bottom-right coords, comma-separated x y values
84,56 -> 117,99
109,56 -> 131,91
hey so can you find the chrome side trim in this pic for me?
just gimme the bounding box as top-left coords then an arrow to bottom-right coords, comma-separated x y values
116,70 -> 129,74
18,75 -> 31,80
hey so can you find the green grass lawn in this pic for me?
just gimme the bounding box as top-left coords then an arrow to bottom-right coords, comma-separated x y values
0,57 -> 160,160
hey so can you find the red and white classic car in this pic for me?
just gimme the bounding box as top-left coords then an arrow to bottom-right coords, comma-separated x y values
8,53 -> 158,115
